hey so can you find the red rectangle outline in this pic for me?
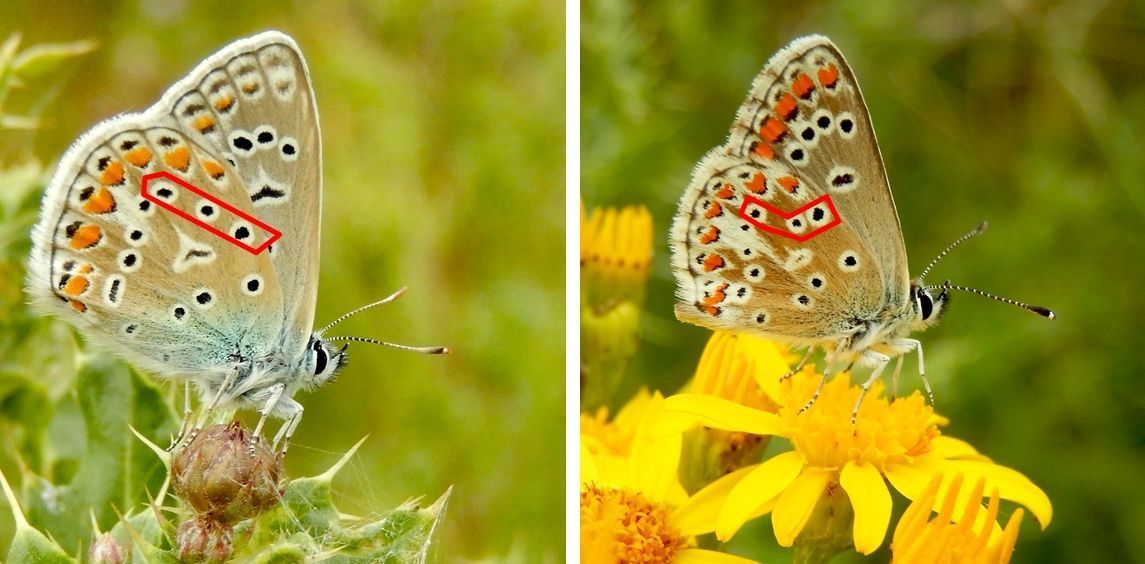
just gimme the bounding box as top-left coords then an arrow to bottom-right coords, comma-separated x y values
737,193 -> 842,243
140,171 -> 281,255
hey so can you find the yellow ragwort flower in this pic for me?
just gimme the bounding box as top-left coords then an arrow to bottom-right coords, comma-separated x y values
581,391 -> 756,564
580,201 -> 653,307
679,333 -> 783,492
660,350 -> 1051,555
892,473 -> 1024,564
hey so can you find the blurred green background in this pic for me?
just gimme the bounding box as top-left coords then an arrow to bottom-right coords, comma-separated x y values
583,0 -> 1145,562
0,0 -> 563,560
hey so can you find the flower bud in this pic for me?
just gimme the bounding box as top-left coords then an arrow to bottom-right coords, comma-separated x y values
87,533 -> 124,564
172,421 -> 284,523
176,517 -> 232,563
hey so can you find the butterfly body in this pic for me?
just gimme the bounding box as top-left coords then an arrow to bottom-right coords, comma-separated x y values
27,31 -> 346,445
671,35 -> 952,397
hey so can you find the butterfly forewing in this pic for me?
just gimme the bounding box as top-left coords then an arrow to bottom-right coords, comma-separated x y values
671,35 -> 911,346
168,34 -> 323,339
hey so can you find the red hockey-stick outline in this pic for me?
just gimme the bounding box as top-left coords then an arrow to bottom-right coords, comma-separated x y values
737,193 -> 842,243
141,171 -> 281,255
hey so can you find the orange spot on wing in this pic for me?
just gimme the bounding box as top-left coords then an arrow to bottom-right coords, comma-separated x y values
69,225 -> 102,250
69,299 -> 87,313
714,183 -> 735,199
124,146 -> 152,168
99,161 -> 124,186
702,254 -> 726,272
760,116 -> 787,144
77,263 -> 93,274
792,73 -> 815,99
699,226 -> 720,244
242,82 -> 259,94
702,283 -> 729,306
818,64 -> 839,88
775,93 -> 799,121
193,114 -> 216,133
746,172 -> 767,194
164,146 -> 191,172
214,95 -> 235,112
778,176 -> 800,193
63,276 -> 89,296
702,304 -> 721,317
752,142 -> 774,160
82,187 -> 116,214
704,203 -> 724,219
202,160 -> 226,180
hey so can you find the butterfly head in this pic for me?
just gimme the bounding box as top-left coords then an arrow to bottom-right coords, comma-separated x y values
909,280 -> 948,332
304,334 -> 348,390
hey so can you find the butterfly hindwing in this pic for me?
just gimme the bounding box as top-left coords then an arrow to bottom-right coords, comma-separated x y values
167,32 -> 322,340
671,35 -> 911,345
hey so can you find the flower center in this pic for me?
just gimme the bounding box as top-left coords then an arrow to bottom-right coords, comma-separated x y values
780,371 -> 939,470
581,483 -> 685,563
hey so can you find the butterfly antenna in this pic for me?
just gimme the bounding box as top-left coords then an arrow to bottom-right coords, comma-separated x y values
318,287 -> 408,334
323,336 -> 450,355
918,221 -> 989,280
927,280 -> 1056,319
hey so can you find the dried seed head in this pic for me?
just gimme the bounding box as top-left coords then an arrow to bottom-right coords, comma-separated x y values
172,421 -> 283,523
176,517 -> 233,563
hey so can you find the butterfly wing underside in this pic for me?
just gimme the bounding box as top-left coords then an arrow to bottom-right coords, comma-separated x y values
26,31 -> 320,378
670,35 -> 910,345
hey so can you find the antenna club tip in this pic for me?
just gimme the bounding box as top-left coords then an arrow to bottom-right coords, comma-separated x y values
977,220 -> 988,232
1031,306 -> 1056,319
437,347 -> 452,355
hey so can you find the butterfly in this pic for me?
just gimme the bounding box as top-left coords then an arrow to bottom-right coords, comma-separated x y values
669,35 -> 1053,418
26,31 -> 445,451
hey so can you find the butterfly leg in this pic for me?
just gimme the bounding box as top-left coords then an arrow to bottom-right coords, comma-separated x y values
798,348 -> 843,414
250,383 -> 287,451
889,356 -> 905,400
779,348 -> 814,382
852,350 -> 892,423
168,381 -> 195,450
186,366 -> 241,444
271,399 -> 304,453
888,338 -> 932,405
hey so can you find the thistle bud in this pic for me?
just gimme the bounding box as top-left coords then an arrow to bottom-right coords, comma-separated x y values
172,421 -> 284,523
176,517 -> 233,563
87,532 -> 124,564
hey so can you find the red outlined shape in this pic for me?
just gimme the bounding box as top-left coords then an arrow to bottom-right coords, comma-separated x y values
141,171 -> 281,255
737,193 -> 842,242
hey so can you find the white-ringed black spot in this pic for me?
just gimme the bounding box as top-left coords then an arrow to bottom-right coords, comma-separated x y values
242,273 -> 265,296
138,200 -> 152,212
840,119 -> 854,133
811,276 -> 824,288
232,136 -> 253,151
280,137 -> 298,162
832,174 -> 854,187
750,209 -> 761,219
195,290 -> 213,306
118,249 -> 141,273
741,224 -> 750,231
156,187 -> 174,199
201,205 -> 214,216
790,148 -> 805,161
812,208 -> 825,221
736,287 -> 747,298
105,275 -> 124,306
792,219 -> 802,228
817,115 -> 831,128
129,230 -> 143,241
845,255 -> 857,266
755,312 -> 768,324
234,225 -> 251,240
839,250 -> 861,272
797,295 -> 810,306
172,305 -> 186,321
257,130 -> 274,144
743,248 -> 752,256
801,127 -> 815,141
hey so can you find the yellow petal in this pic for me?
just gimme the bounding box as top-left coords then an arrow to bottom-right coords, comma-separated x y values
931,436 -> 988,460
673,547 -> 759,564
580,440 -> 599,483
944,459 -> 1053,528
630,394 -> 682,501
716,451 -> 804,540
662,394 -> 785,435
673,465 -> 756,536
839,461 -> 892,554
772,467 -> 831,547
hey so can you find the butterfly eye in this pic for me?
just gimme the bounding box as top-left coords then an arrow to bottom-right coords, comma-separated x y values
313,345 -> 328,375
918,291 -> 935,321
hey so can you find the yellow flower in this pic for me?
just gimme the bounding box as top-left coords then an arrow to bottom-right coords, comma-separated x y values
581,391 -> 757,564
662,364 -> 1051,555
580,202 -> 653,308
892,473 -> 1025,563
679,333 -> 783,492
